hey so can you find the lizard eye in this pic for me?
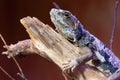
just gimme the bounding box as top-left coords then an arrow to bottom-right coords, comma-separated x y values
64,13 -> 69,16
64,11 -> 71,17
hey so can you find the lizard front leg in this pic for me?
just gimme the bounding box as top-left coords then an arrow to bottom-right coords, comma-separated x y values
62,47 -> 93,73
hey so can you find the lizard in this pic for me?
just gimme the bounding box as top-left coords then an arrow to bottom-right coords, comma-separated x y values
50,8 -> 120,80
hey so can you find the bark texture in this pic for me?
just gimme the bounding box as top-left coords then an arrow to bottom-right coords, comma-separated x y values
20,16 -> 107,80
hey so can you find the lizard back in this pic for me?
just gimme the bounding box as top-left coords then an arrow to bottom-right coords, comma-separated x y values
50,8 -> 120,75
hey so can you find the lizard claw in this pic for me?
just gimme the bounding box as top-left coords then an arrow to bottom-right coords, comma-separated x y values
62,59 -> 79,80
62,59 -> 79,73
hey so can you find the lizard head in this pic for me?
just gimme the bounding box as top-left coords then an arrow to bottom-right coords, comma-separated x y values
50,8 -> 82,30
50,8 -> 84,42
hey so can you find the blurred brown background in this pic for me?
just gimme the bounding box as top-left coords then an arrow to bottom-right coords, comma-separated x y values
0,0 -> 120,80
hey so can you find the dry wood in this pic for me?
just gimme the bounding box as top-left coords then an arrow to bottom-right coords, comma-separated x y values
20,16 -> 107,80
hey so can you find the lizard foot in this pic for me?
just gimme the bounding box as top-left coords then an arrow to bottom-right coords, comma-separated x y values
62,59 -> 79,73
62,59 -> 80,80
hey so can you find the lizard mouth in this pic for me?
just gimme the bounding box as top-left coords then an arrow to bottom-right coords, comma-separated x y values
50,8 -> 59,23
50,8 -> 58,18
50,8 -> 64,20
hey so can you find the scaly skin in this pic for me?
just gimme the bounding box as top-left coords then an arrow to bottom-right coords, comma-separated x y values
50,8 -> 120,80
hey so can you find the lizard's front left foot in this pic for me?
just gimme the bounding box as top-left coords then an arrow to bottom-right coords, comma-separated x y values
62,58 -> 79,73
62,59 -> 80,80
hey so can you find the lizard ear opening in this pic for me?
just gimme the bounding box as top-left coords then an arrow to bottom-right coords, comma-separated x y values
92,59 -> 101,67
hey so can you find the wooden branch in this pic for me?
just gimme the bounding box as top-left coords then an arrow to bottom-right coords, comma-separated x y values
20,16 -> 107,80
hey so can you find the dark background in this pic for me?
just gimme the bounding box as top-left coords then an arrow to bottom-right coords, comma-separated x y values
0,0 -> 120,80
